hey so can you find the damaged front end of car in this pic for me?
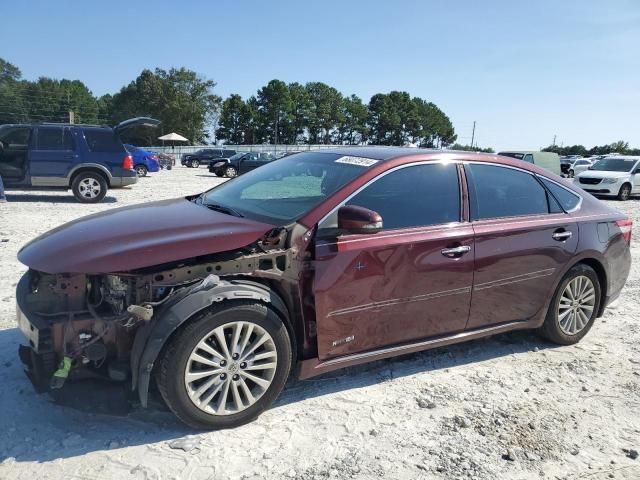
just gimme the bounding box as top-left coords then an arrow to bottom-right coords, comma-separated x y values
16,225 -> 310,406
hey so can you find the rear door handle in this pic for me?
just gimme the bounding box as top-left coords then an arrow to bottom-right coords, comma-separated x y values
552,230 -> 572,241
441,245 -> 471,258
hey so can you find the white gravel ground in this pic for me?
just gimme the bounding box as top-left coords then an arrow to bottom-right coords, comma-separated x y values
0,166 -> 638,480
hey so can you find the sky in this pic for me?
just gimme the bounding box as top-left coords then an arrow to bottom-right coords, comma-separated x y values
2,0 -> 639,150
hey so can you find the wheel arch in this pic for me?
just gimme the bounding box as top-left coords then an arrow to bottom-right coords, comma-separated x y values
131,275 -> 295,407
576,257 -> 608,317
69,165 -> 111,187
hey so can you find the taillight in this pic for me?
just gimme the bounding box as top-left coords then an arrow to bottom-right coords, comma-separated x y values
122,155 -> 133,170
150,155 -> 158,161
615,219 -> 633,245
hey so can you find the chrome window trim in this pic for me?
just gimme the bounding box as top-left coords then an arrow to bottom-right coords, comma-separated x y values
317,159 -> 462,231
461,161 -> 577,220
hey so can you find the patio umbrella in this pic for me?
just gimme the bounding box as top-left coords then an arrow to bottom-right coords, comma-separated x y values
158,132 -> 188,142
157,132 -> 189,154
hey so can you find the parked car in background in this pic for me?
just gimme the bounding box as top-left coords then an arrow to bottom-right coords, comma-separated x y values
124,144 -> 160,177
208,151 -> 275,177
560,156 -> 579,175
498,150 -> 561,175
16,148 -> 631,429
181,148 -> 237,168
156,152 -> 175,170
574,156 -> 640,200
568,158 -> 592,178
0,117 -> 159,202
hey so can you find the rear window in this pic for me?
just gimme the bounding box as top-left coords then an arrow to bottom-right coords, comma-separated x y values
84,129 -> 123,153
498,152 -> 525,160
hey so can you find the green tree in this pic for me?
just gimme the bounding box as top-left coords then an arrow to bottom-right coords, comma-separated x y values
338,94 -> 369,144
450,143 -> 494,153
216,94 -> 250,144
287,82 -> 311,144
256,79 -> 292,145
305,82 -> 343,144
110,68 -> 220,144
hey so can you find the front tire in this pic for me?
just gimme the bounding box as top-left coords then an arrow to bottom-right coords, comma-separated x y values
539,264 -> 601,345
618,183 -> 631,201
569,169 -> 574,178
191,159 -> 200,168
71,172 -> 108,203
225,165 -> 238,178
156,301 -> 292,430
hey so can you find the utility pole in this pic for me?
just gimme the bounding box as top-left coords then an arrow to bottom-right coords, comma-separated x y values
69,111 -> 75,124
553,134 -> 556,146
470,121 -> 476,148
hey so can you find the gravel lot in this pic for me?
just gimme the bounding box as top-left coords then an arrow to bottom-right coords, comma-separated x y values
0,166 -> 638,480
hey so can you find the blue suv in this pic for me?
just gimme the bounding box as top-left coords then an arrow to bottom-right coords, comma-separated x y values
0,117 -> 159,203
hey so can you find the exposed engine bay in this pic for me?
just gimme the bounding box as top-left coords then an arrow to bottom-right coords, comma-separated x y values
16,227 -> 308,396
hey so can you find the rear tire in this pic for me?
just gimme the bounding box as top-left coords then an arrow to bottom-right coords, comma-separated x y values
156,301 -> 292,430
539,264 -> 601,345
618,183 -> 631,201
135,164 -> 148,177
71,172 -> 108,203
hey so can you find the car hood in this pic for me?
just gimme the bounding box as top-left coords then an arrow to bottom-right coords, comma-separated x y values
577,171 -> 630,179
18,198 -> 275,274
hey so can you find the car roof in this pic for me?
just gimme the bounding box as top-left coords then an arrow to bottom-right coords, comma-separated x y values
0,123 -> 112,130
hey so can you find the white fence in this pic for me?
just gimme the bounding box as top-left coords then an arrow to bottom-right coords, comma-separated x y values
149,144 -> 344,157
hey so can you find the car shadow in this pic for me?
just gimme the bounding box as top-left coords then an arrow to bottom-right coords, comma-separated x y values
0,325 -> 554,463
4,194 -> 118,204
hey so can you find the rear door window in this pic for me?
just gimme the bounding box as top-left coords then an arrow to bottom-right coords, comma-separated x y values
36,127 -> 75,150
83,129 -> 123,152
465,164 -> 550,220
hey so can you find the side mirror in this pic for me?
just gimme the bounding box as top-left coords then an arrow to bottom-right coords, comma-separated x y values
338,205 -> 383,234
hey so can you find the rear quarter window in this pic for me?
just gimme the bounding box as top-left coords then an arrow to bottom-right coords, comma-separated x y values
540,178 -> 581,211
83,129 -> 124,153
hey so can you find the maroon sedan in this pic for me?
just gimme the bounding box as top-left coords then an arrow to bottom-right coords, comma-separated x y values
16,148 -> 632,429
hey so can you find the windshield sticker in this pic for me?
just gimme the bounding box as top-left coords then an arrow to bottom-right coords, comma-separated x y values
335,156 -> 379,167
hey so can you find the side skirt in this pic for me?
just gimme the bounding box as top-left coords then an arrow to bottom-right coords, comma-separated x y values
296,319 -> 533,380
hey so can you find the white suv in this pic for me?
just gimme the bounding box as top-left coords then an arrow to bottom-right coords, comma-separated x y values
574,156 -> 640,200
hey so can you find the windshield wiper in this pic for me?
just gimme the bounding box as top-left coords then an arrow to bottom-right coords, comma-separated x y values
202,202 -> 245,218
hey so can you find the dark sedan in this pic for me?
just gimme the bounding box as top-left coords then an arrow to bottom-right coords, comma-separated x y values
208,151 -> 275,177
16,148 -> 632,429
181,148 -> 237,168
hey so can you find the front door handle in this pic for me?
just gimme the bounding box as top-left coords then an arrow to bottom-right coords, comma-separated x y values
441,245 -> 471,258
552,230 -> 573,241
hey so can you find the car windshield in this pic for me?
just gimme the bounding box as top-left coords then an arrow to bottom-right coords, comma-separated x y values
199,151 -> 379,225
589,158 -> 637,172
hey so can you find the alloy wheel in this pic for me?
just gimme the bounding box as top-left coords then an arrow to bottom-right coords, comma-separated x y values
557,275 -> 596,335
78,178 -> 102,199
184,321 -> 278,416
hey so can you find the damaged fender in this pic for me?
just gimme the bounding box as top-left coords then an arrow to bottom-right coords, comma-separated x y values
131,274 -> 289,407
